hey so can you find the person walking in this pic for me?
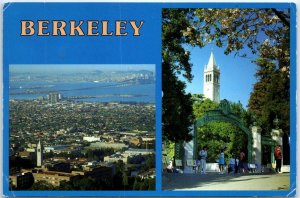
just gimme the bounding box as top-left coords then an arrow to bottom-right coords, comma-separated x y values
235,155 -> 239,174
274,145 -> 282,173
238,149 -> 247,173
229,154 -> 236,174
199,146 -> 208,174
218,149 -> 225,174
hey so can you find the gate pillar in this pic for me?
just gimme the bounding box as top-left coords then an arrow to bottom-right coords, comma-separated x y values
251,125 -> 262,167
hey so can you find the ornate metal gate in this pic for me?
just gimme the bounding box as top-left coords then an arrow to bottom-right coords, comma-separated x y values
194,99 -> 253,162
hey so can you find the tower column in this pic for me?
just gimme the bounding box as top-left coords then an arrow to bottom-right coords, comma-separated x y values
203,52 -> 220,103
252,125 -> 262,169
37,140 -> 43,167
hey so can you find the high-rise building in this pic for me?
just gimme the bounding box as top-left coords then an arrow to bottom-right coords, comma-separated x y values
203,52 -> 220,103
36,140 -> 43,167
48,92 -> 60,103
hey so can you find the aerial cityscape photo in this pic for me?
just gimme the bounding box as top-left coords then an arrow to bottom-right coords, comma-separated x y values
9,64 -> 156,191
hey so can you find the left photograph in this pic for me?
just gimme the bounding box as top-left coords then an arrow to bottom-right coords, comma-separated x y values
9,64 -> 156,191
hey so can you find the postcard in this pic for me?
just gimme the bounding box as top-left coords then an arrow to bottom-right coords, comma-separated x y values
2,2 -> 297,197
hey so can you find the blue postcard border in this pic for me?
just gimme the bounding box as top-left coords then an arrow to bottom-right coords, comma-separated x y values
3,2 -> 296,197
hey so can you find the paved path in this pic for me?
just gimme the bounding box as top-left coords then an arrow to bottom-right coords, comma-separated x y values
162,173 -> 290,191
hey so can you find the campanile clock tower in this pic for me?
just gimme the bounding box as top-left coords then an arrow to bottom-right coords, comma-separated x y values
203,52 -> 220,103
36,140 -> 43,167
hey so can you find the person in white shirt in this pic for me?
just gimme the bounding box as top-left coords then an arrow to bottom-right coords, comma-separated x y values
199,146 -> 208,174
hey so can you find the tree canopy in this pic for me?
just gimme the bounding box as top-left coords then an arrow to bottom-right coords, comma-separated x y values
30,180 -> 55,190
248,35 -> 290,135
162,9 -> 195,142
186,9 -> 290,66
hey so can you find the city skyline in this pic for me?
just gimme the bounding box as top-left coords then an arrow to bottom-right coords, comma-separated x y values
9,64 -> 156,103
10,64 -> 156,73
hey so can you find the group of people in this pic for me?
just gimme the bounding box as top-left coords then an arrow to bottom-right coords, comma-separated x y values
197,146 -> 244,174
166,144 -> 283,174
198,145 -> 283,174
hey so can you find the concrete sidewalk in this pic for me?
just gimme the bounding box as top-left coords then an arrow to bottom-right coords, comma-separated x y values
162,172 -> 290,191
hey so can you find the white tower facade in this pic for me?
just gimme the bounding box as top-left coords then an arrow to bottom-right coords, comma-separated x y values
36,140 -> 43,167
203,52 -> 220,103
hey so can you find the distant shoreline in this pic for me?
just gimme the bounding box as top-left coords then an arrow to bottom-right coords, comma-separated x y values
9,99 -> 156,105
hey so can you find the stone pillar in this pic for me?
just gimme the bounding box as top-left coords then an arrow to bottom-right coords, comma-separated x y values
271,129 -> 283,167
271,129 -> 283,146
251,125 -> 262,169
183,126 -> 195,173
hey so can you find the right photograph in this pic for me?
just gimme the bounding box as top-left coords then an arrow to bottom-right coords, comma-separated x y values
162,8 -> 291,191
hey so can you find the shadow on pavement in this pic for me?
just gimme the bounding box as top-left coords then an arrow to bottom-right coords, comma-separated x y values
162,172 -> 287,190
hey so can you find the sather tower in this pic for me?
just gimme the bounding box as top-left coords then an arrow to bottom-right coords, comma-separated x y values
36,140 -> 43,167
203,52 -> 220,103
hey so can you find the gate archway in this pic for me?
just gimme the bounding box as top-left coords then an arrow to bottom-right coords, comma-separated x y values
194,99 -> 253,162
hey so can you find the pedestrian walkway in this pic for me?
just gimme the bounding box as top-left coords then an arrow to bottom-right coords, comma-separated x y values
162,173 -> 290,190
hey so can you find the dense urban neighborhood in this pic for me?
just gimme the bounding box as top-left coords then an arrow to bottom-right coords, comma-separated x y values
9,98 -> 155,190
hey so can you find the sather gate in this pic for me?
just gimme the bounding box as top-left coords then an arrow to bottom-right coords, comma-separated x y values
193,99 -> 253,162
175,99 -> 278,168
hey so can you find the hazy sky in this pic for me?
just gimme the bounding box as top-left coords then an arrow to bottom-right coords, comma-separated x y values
10,64 -> 156,73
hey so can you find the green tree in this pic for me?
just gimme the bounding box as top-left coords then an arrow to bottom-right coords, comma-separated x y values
248,47 -> 290,135
193,97 -> 219,119
72,177 -> 100,190
139,180 -> 149,190
145,154 -> 155,170
163,141 -> 175,159
193,9 -> 290,61
111,160 -> 125,190
85,148 -> 114,161
132,177 -> 141,190
197,121 -> 247,162
162,8 -> 290,71
162,9 -> 195,142
148,178 -> 155,190
57,180 -> 73,190
122,171 -> 129,188
30,180 -> 55,190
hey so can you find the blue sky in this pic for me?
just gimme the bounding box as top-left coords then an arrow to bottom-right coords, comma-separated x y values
182,44 -> 258,109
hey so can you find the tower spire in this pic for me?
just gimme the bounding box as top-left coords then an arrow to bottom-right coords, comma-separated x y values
207,51 -> 217,69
